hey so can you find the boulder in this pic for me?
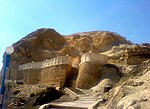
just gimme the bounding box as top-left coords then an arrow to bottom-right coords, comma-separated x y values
91,78 -> 114,93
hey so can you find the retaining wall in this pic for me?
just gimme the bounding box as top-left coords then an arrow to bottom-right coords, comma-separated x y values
17,56 -> 72,87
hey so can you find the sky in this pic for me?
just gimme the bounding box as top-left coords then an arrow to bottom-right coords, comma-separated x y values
0,0 -> 150,68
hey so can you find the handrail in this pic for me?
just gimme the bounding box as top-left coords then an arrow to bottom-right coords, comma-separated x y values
18,56 -> 72,70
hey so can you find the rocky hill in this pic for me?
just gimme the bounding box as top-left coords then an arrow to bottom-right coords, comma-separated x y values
3,28 -> 150,109
11,28 -> 131,67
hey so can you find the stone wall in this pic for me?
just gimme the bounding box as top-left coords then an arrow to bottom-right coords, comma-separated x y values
40,65 -> 71,87
76,62 -> 103,89
79,53 -> 107,65
17,64 -> 71,87
76,53 -> 108,89
17,53 -> 110,88
19,69 -> 41,84
17,56 -> 72,87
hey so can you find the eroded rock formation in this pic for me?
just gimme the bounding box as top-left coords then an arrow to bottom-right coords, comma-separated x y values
122,44 -> 150,65
11,29 -> 131,67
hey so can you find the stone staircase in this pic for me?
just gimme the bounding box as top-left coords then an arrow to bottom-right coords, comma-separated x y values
39,88 -> 101,109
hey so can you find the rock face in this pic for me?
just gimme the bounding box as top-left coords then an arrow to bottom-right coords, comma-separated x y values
122,44 -> 150,65
66,31 -> 131,53
90,64 -> 122,95
101,60 -> 150,109
11,28 -> 66,66
100,64 -> 122,83
102,43 -> 150,65
11,29 -> 131,67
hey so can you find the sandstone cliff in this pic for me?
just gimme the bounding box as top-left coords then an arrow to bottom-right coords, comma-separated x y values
11,28 -> 131,67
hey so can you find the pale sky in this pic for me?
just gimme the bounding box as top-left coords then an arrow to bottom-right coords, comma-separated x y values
0,0 -> 150,68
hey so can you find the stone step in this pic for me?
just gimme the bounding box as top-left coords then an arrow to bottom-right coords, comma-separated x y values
68,88 -> 85,95
39,88 -> 99,109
